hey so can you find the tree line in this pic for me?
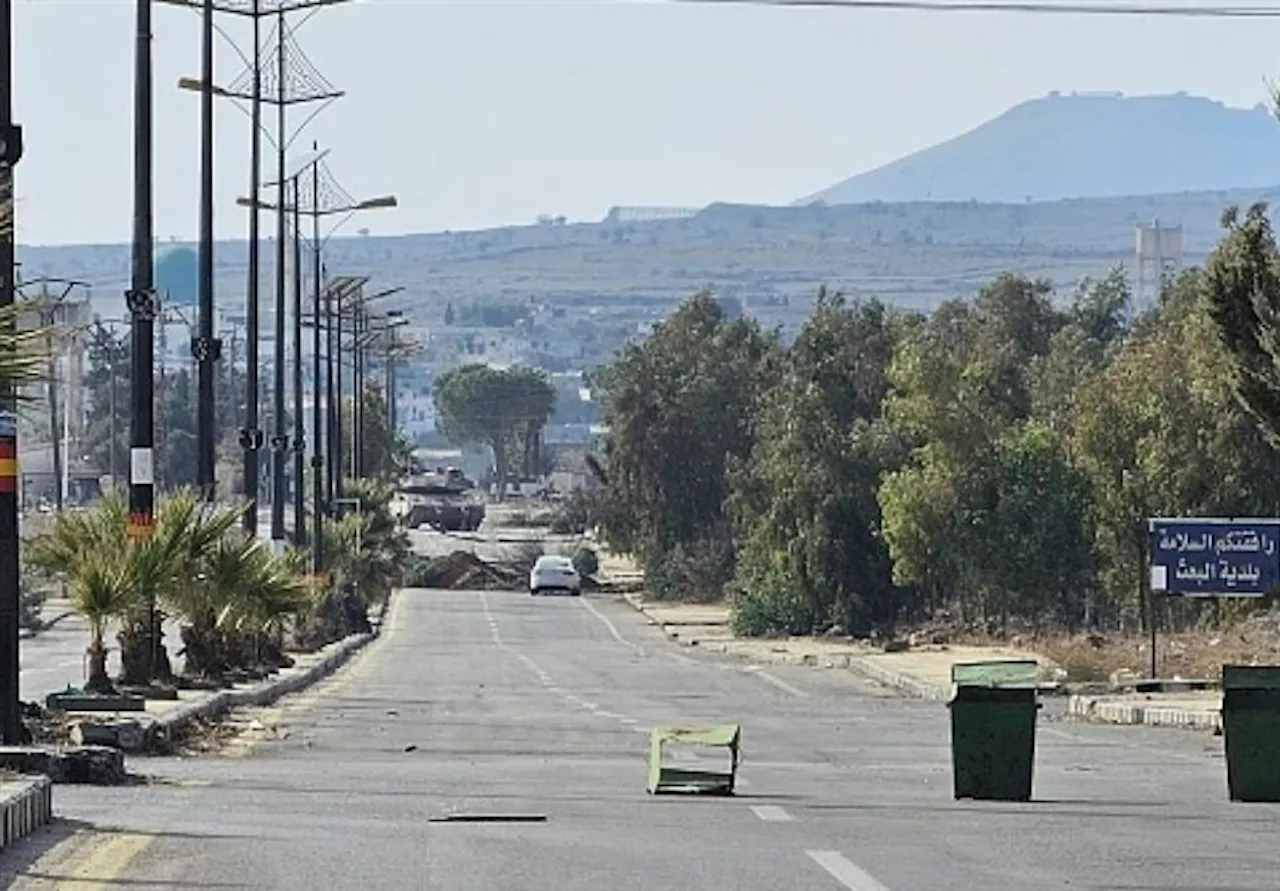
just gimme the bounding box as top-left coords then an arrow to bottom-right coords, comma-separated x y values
585,203 -> 1280,639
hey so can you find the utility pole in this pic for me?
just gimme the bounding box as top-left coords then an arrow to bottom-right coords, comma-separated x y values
240,0 -> 264,536
127,0 -> 158,682
269,7 -> 288,547
333,281 -> 347,506
0,0 -> 25,745
351,301 -> 362,481
310,197 -> 324,580
194,0 -> 219,502
42,298 -> 62,514
291,177 -> 305,545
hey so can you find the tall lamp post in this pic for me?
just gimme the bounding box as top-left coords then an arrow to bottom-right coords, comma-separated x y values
19,278 -> 90,512
238,153 -> 395,534
163,0 -> 350,532
344,288 -> 403,481
355,312 -> 409,478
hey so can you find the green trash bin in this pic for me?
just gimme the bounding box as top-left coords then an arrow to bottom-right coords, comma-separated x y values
1221,665 -> 1280,803
948,660 -> 1040,802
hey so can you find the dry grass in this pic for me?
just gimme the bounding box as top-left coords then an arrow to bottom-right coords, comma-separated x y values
935,611 -> 1280,684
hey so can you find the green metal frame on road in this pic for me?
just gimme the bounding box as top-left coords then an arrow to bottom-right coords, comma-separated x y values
647,724 -> 741,795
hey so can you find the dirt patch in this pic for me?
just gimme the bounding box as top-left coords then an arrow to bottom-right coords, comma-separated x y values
886,609 -> 1280,685
415,551 -> 528,591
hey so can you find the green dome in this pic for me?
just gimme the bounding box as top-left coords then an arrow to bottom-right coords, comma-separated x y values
154,245 -> 198,307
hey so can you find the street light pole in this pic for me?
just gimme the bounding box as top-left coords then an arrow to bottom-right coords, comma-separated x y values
0,0 -> 25,745
195,0 -> 219,503
240,0 -> 264,536
351,302 -> 362,481
333,281 -> 347,506
291,177 -> 306,545
127,0 -> 160,684
310,177 -> 324,578
269,9 -> 288,548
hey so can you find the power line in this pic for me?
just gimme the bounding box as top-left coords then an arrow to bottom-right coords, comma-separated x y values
676,0 -> 1280,17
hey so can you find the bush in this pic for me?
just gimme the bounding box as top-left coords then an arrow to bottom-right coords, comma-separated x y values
403,554 -> 442,588
572,547 -> 599,579
644,534 -> 735,603
549,490 -> 591,535
19,576 -> 45,631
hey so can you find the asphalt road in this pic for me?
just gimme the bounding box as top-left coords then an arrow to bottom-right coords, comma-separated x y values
6,589 -> 1280,890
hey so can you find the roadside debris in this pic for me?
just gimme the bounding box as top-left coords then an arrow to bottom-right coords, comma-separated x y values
414,551 -> 527,590
647,724 -> 741,795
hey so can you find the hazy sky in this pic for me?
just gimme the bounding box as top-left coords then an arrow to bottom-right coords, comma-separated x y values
10,0 -> 1280,246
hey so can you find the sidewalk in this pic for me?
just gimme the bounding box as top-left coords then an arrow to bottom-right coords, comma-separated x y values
623,595 -> 1055,701
623,594 -> 1236,732
44,598 -> 390,756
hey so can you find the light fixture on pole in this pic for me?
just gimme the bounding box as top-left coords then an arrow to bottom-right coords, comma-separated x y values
172,0 -> 347,537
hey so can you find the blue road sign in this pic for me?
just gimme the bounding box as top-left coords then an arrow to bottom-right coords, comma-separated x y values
1149,518 -> 1280,597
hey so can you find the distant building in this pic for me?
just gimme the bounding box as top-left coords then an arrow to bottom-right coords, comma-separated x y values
603,206 -> 698,224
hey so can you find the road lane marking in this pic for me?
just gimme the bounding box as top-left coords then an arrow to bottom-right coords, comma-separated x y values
52,832 -> 156,891
750,804 -> 793,822
742,665 -> 810,698
806,851 -> 892,891
579,597 -> 633,646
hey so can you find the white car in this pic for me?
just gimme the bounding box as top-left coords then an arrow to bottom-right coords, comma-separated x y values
529,554 -> 581,596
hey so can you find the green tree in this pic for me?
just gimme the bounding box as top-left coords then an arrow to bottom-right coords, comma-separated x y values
730,291 -> 904,636
339,381 -> 413,482
433,364 -> 556,496
1205,202 -> 1280,449
592,291 -> 778,598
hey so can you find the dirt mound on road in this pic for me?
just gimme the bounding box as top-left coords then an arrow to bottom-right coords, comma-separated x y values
418,551 -> 526,591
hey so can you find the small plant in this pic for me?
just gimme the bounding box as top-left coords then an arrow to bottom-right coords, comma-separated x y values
18,574 -> 46,631
572,546 -> 599,579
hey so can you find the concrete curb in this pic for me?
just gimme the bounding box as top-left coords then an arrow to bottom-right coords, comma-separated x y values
0,776 -> 53,851
622,593 -> 954,700
150,600 -> 390,744
845,657 -> 950,701
1066,694 -> 1222,732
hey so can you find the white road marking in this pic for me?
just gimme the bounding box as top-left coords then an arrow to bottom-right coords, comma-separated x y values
806,851 -> 892,891
620,717 -> 639,725
750,804 -> 794,822
579,597 -> 637,649
747,667 -> 810,698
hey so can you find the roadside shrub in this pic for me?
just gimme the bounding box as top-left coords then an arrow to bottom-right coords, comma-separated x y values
644,533 -> 735,603
572,546 -> 599,579
403,554 -> 441,588
549,490 -> 591,535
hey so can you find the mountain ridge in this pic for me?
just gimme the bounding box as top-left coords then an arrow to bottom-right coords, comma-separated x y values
801,92 -> 1280,206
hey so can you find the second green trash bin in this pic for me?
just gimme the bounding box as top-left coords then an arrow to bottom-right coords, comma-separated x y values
1221,664 -> 1280,803
948,659 -> 1040,802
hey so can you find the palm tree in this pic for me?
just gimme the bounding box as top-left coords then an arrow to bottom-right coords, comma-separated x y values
116,488 -> 242,685
28,495 -> 138,694
170,531 -> 309,679
71,552 -> 138,694
0,189 -> 47,396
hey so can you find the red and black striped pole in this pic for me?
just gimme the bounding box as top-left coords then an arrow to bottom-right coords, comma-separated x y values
0,0 -> 26,743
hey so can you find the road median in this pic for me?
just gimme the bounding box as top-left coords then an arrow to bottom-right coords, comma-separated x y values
39,594 -> 393,763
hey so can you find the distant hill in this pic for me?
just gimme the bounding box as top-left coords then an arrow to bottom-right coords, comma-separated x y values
22,183 -> 1280,330
801,92 -> 1280,206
